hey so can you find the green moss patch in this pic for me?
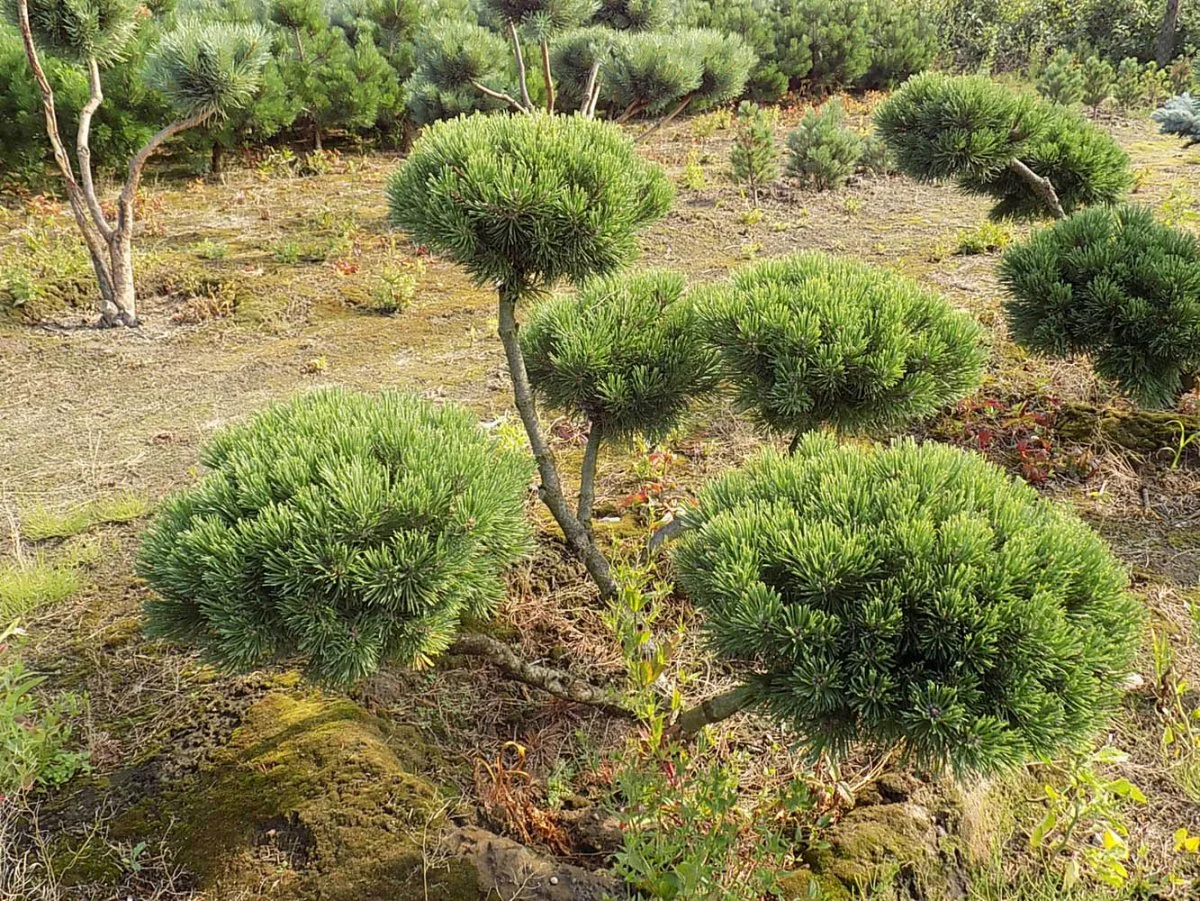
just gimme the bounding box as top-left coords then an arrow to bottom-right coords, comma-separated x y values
109,692 -> 479,900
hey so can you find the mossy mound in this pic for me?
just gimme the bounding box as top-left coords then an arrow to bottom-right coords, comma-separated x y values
111,692 -> 480,900
781,776 -> 962,900
1056,403 -> 1200,458
802,802 -> 939,896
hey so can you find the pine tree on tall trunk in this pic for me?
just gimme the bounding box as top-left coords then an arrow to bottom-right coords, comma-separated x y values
9,0 -> 269,326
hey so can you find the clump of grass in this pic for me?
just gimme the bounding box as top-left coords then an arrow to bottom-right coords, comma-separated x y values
21,491 -> 150,541
191,239 -> 230,261
0,556 -> 82,620
680,150 -> 706,189
367,260 -> 423,315
956,221 -> 1014,255
272,236 -> 352,264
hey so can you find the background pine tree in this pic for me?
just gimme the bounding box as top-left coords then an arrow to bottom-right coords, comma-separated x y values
1081,55 -> 1115,112
785,98 -> 864,190
1037,49 -> 1084,106
1113,57 -> 1144,110
730,100 -> 778,205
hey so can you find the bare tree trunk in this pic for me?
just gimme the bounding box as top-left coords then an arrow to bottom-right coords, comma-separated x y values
635,92 -> 695,143
450,633 -> 632,717
673,684 -> 756,736
1157,0 -> 1182,66
496,285 -> 618,599
1007,157 -> 1066,219
508,21 -> 533,112
586,77 -> 603,118
17,0 -> 213,327
540,40 -> 555,114
210,141 -> 224,177
102,109 -> 212,327
615,100 -> 646,124
15,0 -> 120,322
580,60 -> 601,117
577,422 -> 602,535
78,59 -> 114,242
471,79 -> 530,113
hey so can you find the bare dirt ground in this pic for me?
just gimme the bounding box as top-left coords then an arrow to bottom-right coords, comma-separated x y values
2,103 -> 1199,900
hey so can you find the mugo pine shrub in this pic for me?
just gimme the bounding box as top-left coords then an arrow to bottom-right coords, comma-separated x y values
958,107 -> 1132,221
875,73 -> 1130,220
1000,204 -> 1200,408
387,112 -> 671,598
1081,55 -> 1115,112
138,389 -> 533,686
785,98 -> 863,190
520,269 -> 720,529
700,252 -> 986,447
672,436 -> 1143,774
6,0 -> 270,325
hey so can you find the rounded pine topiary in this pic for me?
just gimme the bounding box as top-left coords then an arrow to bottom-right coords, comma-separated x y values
673,436 -> 1143,775
874,72 -> 1049,183
875,72 -> 1131,220
605,30 -> 703,119
1000,204 -> 1200,408
520,268 -> 720,439
386,111 -> 672,295
137,389 -> 534,687
959,107 -> 1131,220
700,252 -> 986,443
403,21 -> 515,125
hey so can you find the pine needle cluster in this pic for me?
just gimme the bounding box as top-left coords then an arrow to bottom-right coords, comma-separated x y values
147,22 -> 272,120
385,111 -> 672,294
549,26 -> 616,110
138,389 -> 533,687
673,436 -> 1143,776
404,21 -> 514,124
1000,204 -> 1200,408
520,269 -> 720,438
959,107 -> 1132,221
699,252 -> 986,440
590,0 -> 664,31
874,73 -> 1049,182
605,28 -> 753,117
